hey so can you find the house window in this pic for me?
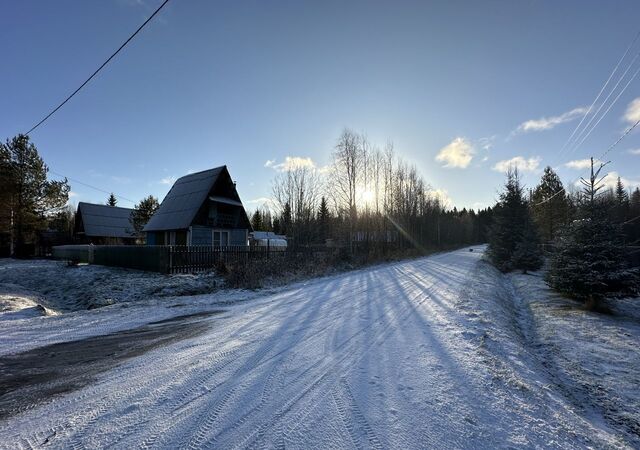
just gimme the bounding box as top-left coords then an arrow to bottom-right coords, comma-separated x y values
213,230 -> 229,247
175,230 -> 187,246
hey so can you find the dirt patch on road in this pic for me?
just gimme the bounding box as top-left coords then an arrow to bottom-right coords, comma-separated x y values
0,310 -> 222,419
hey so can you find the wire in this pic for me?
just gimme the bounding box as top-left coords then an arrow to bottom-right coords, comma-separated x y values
568,59 -> 640,155
598,118 -> 640,160
532,118 -> 640,207
558,30 -> 640,158
49,170 -> 136,204
25,0 -> 171,135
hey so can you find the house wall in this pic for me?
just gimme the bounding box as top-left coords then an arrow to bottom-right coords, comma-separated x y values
191,226 -> 213,245
189,226 -> 247,246
230,229 -> 248,246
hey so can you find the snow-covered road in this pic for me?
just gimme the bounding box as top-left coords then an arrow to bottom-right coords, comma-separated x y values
0,248 -> 632,449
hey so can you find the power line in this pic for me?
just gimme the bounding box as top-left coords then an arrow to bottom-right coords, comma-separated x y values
567,56 -> 640,155
558,29 -> 640,160
598,118 -> 640,160
25,0 -> 171,135
49,170 -> 136,204
532,118 -> 640,207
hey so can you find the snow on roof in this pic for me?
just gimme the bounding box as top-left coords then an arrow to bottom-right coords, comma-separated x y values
143,166 -> 225,232
77,202 -> 135,238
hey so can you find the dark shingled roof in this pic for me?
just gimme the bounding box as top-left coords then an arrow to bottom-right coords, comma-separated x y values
77,202 -> 135,238
143,166 -> 225,232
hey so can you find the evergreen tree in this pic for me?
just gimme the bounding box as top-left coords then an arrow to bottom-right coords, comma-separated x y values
0,135 -> 70,256
614,177 -> 630,223
107,193 -> 118,207
630,188 -> 640,244
272,216 -> 282,235
317,196 -> 330,242
531,166 -> 568,242
131,195 -> 160,234
281,202 -> 292,237
488,169 -> 529,272
250,209 -> 264,231
547,158 -> 639,310
512,213 -> 543,274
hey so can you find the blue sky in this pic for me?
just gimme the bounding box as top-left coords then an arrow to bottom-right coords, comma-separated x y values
2,0 -> 640,210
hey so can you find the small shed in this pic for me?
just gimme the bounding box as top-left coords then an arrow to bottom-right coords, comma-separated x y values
74,202 -> 136,244
144,166 -> 252,246
250,231 -> 287,249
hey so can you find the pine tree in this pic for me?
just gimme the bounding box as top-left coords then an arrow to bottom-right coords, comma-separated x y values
488,169 -> 530,272
630,188 -> 640,244
250,209 -> 263,231
531,166 -> 568,242
131,195 -> 160,234
614,177 -> 630,223
317,196 -> 330,242
281,202 -> 292,236
512,213 -> 543,274
0,135 -> 70,256
547,158 -> 639,310
107,193 -> 118,207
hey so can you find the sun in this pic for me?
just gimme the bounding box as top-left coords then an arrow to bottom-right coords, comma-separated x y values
361,189 -> 375,206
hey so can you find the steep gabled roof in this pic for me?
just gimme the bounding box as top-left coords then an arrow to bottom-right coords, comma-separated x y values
77,202 -> 135,238
144,166 -> 228,232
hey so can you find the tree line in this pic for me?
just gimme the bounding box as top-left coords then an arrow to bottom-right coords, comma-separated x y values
0,134 -> 163,255
251,129 -> 493,255
488,159 -> 639,310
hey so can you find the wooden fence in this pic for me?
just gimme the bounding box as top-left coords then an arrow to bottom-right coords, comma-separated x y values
52,245 -> 320,274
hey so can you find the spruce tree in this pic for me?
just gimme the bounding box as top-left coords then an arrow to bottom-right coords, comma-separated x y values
250,209 -> 263,231
547,158 -> 639,310
107,193 -> 118,207
488,169 -> 529,272
131,195 -> 160,234
531,166 -> 568,242
614,177 -> 630,224
281,202 -> 292,236
317,196 -> 330,242
512,213 -> 543,274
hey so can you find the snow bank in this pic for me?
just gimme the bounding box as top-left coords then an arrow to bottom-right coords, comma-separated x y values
0,283 -> 57,321
0,258 -> 223,313
509,271 -> 640,447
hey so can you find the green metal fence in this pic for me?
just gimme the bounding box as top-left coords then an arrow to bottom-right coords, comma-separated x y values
51,244 -> 297,274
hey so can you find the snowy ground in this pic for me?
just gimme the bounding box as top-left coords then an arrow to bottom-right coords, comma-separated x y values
0,247 -> 638,448
0,258 -> 222,313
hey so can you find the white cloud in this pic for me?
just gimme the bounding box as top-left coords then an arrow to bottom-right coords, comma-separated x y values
492,156 -> 541,173
624,97 -> 640,125
245,197 -> 278,209
515,107 -> 587,133
160,176 -> 176,185
478,135 -> 497,151
628,148 -> 640,155
435,137 -> 475,168
564,158 -> 603,170
265,156 -> 316,172
427,188 -> 452,208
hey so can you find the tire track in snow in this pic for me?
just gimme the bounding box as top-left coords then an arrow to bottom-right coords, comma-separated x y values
145,285 -> 354,449
233,270 -> 437,449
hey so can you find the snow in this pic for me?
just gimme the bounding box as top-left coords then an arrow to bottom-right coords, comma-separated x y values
0,258 -> 223,313
0,248 -> 638,448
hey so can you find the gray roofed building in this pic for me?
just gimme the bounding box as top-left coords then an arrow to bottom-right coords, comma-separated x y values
143,167 -> 224,232
144,165 -> 251,246
74,202 -> 136,244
